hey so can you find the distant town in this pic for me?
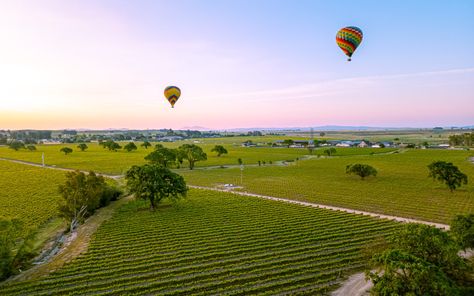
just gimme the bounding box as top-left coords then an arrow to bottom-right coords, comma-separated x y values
1,128 -> 473,150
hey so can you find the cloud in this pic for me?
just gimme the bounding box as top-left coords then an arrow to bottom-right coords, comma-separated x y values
196,67 -> 474,103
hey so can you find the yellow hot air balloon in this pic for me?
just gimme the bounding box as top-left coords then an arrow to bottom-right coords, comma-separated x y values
164,86 -> 181,108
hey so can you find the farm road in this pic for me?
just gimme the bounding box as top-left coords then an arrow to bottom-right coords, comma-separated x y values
1,157 -> 450,229
188,185 -> 450,230
0,156 -> 458,292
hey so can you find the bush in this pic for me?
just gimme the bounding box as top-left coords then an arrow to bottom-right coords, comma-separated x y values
346,163 -> 377,180
99,186 -> 123,207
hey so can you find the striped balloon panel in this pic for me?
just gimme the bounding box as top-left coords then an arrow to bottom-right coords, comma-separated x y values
336,26 -> 363,57
164,86 -> 181,107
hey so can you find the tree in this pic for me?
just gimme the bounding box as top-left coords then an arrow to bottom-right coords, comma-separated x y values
237,158 -> 243,165
177,144 -> 207,170
108,142 -> 121,152
450,214 -> 474,251
0,218 -> 22,280
145,147 -> 177,168
282,139 -> 294,147
367,224 -> 472,295
346,163 -> 377,180
379,143 -> 386,148
58,171 -> 110,232
323,147 -> 336,156
125,164 -> 187,210
428,161 -> 468,192
141,141 -> 151,149
8,141 -> 25,151
123,142 -> 138,152
26,145 -> 36,151
319,132 -> 326,137
60,147 -> 73,155
100,140 -> 121,151
77,143 -> 88,152
211,145 -> 228,157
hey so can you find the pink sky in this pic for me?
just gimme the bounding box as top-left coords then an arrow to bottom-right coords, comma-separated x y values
1,1 -> 473,130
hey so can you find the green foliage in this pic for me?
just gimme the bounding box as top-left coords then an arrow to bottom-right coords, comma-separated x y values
144,147 -> 177,168
125,164 -> 187,210
77,143 -> 88,152
0,190 -> 400,294
100,140 -> 122,152
211,145 -> 228,157
0,219 -> 22,280
428,161 -> 468,192
58,171 -> 114,231
237,158 -> 243,165
367,224 -> 472,295
26,145 -> 36,151
449,133 -> 474,147
8,141 -> 25,151
450,214 -> 474,250
282,139 -> 294,147
323,148 -> 336,156
123,142 -> 137,152
177,144 -> 207,170
346,163 -> 377,180
140,141 -> 151,149
60,147 -> 73,155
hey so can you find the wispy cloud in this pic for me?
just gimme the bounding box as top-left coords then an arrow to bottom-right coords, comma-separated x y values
196,67 -> 474,103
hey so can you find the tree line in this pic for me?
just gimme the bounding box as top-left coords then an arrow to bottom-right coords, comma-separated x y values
449,133 -> 474,147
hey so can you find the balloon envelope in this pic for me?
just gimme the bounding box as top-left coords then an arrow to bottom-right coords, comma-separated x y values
164,86 -> 181,108
336,26 -> 363,61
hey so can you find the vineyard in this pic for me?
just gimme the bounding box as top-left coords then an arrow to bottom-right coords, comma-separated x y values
0,160 -> 65,238
0,141 -> 394,174
181,149 -> 474,223
0,189 -> 401,295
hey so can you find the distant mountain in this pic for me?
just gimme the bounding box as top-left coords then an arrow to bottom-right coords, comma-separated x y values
219,125 -> 474,132
221,126 -> 414,132
181,126 -> 211,131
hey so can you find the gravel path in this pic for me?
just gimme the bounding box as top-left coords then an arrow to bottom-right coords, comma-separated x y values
189,185 -> 450,230
1,156 -> 454,289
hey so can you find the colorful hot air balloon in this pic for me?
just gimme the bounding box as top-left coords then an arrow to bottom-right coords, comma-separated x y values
336,26 -> 363,61
164,86 -> 181,108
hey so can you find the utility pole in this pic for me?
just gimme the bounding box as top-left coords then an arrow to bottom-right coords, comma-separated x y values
240,164 -> 244,185
42,152 -> 45,167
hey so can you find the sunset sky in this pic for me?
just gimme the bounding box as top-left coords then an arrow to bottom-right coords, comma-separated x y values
1,0 -> 473,130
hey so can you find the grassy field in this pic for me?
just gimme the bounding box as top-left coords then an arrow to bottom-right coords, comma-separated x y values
290,129 -> 458,144
0,189 -> 400,295
0,141 -> 394,174
180,149 -> 474,224
0,160 -> 65,238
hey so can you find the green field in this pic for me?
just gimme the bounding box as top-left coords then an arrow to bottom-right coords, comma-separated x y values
181,149 -> 474,223
0,189 -> 400,295
0,141 -> 394,174
0,160 -> 65,237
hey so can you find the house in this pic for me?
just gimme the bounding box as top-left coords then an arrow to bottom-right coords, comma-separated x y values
336,142 -> 351,147
357,141 -> 369,148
